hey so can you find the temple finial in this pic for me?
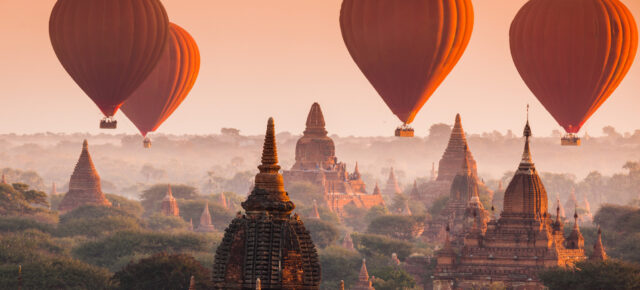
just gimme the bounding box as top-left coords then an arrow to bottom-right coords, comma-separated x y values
304,102 -> 327,136
259,117 -> 279,172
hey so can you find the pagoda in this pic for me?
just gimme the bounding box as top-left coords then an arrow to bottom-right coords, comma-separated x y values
424,145 -> 489,244
195,201 -> 215,232
589,228 -> 607,261
212,118 -> 321,289
433,119 -> 588,289
283,103 -> 384,213
417,114 -> 490,204
383,167 -> 402,196
160,184 -> 180,216
342,232 -> 354,250
352,259 -> 375,290
58,140 -> 111,212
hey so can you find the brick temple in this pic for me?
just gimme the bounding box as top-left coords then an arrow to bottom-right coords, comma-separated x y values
58,140 -> 111,212
160,184 -> 180,216
432,120 -> 598,290
212,118 -> 321,289
283,103 -> 384,214
416,114 -> 491,205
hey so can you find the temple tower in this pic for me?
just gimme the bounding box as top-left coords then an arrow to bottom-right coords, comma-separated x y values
58,140 -> 111,212
436,114 -> 478,182
343,232 -> 354,250
291,102 -> 335,171
160,184 -> 180,216
590,228 -> 608,261
353,259 -> 375,290
212,118 -> 321,289
383,167 -> 402,196
196,201 -> 215,232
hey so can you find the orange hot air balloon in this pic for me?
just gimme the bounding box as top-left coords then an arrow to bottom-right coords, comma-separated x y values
49,0 -> 170,129
121,23 -> 201,148
340,0 -> 474,136
510,0 -> 638,145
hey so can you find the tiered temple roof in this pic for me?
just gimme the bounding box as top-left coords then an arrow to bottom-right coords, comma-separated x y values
283,103 -> 384,213
58,140 -> 111,212
195,201 -> 215,232
353,259 -> 375,290
433,119 -> 588,289
160,184 -> 180,216
212,118 -> 321,289
383,167 -> 402,196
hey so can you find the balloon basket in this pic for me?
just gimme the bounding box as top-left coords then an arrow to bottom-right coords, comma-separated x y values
100,118 -> 117,129
143,138 -> 152,148
395,125 -> 414,137
561,134 -> 581,146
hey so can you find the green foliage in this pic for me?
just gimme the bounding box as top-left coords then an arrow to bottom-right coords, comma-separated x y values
112,252 -> 213,290
539,260 -> 640,290
140,184 -> 199,214
57,205 -> 142,238
146,213 -> 190,232
178,198 -> 235,230
304,218 -> 341,248
352,233 -> 414,261
286,181 -> 325,207
344,203 -> 369,230
0,216 -> 54,234
105,193 -> 144,217
0,183 -> 51,216
429,195 -> 449,216
371,266 -> 416,290
318,246 -> 361,290
73,230 -> 209,271
390,193 -> 408,213
593,204 -> 640,263
367,215 -> 425,241
0,168 -> 46,190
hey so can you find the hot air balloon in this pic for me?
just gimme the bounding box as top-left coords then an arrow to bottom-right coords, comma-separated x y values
121,23 -> 201,148
510,0 -> 638,146
49,0 -> 170,129
340,0 -> 474,137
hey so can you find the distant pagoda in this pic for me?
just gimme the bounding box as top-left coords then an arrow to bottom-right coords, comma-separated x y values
352,259 -> 375,290
417,114 -> 490,204
195,201 -> 215,232
212,118 -> 321,289
283,103 -> 384,213
160,184 -> 180,216
382,167 -> 402,196
58,140 -> 111,212
433,119 -> 590,289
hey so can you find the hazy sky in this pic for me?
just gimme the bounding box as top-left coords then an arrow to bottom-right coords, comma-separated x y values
0,0 -> 638,137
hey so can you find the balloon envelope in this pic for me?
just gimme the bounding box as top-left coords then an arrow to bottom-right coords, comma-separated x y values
510,0 -> 638,133
340,0 -> 474,124
121,23 -> 201,137
49,0 -> 170,117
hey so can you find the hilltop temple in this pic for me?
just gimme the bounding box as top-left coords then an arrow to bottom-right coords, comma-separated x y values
58,140 -> 111,212
432,120 -> 594,290
416,114 -> 491,205
212,118 -> 321,289
161,184 -> 180,216
283,103 -> 384,214
423,146 -> 490,244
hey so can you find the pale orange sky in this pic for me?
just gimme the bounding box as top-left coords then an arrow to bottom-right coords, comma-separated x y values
0,0 -> 638,137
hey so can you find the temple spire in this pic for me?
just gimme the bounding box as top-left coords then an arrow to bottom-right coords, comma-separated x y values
242,118 -> 295,216
195,201 -> 215,232
161,184 -> 180,216
311,199 -> 321,219
590,227 -> 608,261
372,183 -> 381,195
219,193 -> 228,210
304,102 -> 327,136
518,108 -> 535,173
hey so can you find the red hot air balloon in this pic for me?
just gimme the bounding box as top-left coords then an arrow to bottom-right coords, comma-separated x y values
510,0 -> 638,146
340,0 -> 474,137
121,23 -> 201,148
49,0 -> 170,129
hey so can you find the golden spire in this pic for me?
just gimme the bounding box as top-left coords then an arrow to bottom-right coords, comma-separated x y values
242,118 -> 295,216
518,106 -> 535,173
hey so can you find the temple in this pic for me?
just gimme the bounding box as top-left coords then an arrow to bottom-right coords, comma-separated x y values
195,201 -> 215,232
283,103 -> 384,214
160,184 -> 180,216
58,140 -> 111,212
423,145 -> 490,244
353,259 -> 375,290
212,118 -> 321,289
383,167 -> 402,196
416,114 -> 490,205
432,119 -> 592,290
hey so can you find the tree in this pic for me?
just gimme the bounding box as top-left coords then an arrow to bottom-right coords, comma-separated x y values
428,123 -> 452,142
0,183 -> 50,216
367,215 -> 425,240
539,260 -> 640,290
304,218 -> 340,248
146,213 -> 190,232
140,184 -> 199,214
351,233 -> 415,261
106,193 -> 144,217
371,266 -> 416,290
286,181 -> 324,206
112,253 -> 214,290
318,246 -> 361,290
429,195 -> 449,216
57,205 -> 142,238
139,164 -> 167,182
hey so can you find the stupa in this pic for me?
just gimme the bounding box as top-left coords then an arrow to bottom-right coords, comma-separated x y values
433,119 -> 588,289
58,140 -> 111,212
212,118 -> 321,289
352,259 -> 375,290
160,184 -> 180,216
283,103 -> 384,213
195,201 -> 215,232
